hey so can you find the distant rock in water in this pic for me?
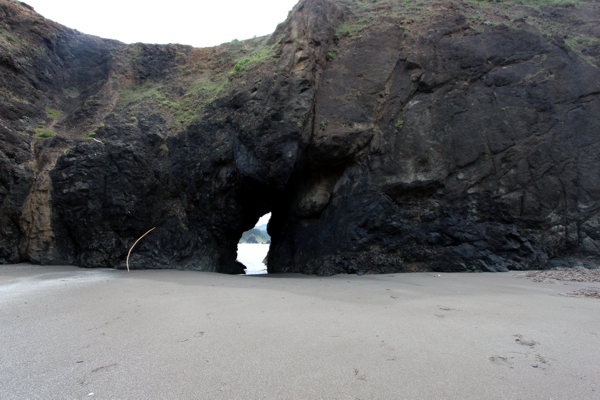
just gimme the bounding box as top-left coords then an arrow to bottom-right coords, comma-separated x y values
0,0 -> 599,275
239,229 -> 271,244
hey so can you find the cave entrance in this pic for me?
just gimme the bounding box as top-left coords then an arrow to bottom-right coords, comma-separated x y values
237,213 -> 271,275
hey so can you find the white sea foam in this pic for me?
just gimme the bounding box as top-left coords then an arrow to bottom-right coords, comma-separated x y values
237,243 -> 269,275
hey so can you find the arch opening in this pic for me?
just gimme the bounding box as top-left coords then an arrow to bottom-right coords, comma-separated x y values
237,213 -> 271,275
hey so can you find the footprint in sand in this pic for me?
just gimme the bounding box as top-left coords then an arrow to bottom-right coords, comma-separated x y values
438,307 -> 462,311
536,354 -> 549,364
514,334 -> 537,347
489,356 -> 514,367
354,368 -> 367,381
534,354 -> 553,369
377,340 -> 397,361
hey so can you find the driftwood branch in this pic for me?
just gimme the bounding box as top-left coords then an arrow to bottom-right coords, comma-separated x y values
126,227 -> 156,272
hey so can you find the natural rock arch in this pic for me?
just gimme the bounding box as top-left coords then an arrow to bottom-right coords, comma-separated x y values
1,0 -> 599,274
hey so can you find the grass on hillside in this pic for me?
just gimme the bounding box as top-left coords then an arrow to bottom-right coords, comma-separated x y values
35,128 -> 56,139
229,40 -> 278,76
113,35 -> 279,130
333,0 -> 599,68
116,76 -> 230,126
45,107 -> 61,119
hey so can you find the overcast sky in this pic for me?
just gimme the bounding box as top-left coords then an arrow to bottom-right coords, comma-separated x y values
23,0 -> 299,48
256,213 -> 271,227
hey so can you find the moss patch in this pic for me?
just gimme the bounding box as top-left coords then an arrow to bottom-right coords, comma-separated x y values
35,128 -> 56,139
45,107 -> 61,119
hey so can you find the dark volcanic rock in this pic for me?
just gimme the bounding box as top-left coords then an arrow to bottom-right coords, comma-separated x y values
1,0 -> 600,274
269,9 -> 600,275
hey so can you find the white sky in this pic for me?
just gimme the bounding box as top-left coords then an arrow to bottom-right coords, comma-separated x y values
256,213 -> 271,226
23,0 -> 299,48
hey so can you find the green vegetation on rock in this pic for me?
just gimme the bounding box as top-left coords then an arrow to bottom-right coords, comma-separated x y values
331,0 -> 600,69
45,107 -> 61,119
118,81 -> 165,106
106,33 -> 280,134
34,128 -> 55,139
85,130 -> 96,141
230,41 -> 277,76
62,87 -> 80,98
232,57 -> 250,74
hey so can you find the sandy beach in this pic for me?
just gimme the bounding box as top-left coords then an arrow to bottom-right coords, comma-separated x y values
1,265 -> 599,399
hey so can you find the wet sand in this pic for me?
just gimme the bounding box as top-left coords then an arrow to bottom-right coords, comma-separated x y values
1,264 -> 599,399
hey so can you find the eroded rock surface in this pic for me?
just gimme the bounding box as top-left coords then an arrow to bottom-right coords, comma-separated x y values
1,0 -> 599,274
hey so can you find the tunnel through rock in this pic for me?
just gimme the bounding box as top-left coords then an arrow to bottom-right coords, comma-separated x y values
237,213 -> 271,275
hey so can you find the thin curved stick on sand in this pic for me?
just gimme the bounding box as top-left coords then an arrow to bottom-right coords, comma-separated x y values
126,227 -> 156,272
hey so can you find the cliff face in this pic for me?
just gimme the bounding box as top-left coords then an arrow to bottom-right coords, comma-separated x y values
1,0 -> 599,274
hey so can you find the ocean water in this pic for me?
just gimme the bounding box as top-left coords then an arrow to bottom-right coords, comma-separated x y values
236,243 -> 269,275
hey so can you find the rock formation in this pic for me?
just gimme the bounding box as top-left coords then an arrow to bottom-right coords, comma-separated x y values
240,228 -> 271,244
1,0 -> 599,274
